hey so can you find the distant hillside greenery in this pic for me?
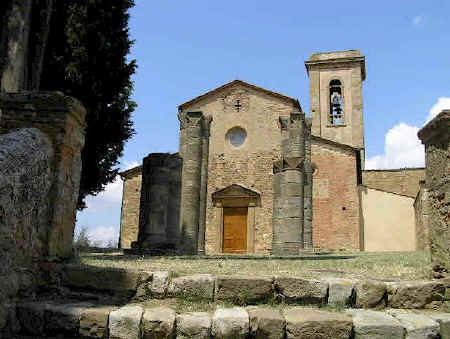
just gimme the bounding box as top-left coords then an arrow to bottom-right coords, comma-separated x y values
40,0 -> 137,209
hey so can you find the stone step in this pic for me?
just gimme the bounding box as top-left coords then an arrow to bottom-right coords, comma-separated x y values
52,265 -> 448,311
8,300 -> 450,339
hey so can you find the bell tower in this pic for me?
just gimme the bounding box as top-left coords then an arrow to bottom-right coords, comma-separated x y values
305,50 -> 366,165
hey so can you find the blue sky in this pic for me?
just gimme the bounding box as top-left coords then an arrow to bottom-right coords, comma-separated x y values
76,0 -> 450,245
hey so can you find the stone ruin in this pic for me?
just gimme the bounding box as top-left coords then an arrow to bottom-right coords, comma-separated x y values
0,92 -> 86,334
418,109 -> 450,279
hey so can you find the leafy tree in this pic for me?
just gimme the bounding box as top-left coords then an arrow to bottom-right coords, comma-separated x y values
73,226 -> 91,249
40,0 -> 137,208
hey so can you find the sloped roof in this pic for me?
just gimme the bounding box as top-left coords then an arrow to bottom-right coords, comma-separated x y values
119,165 -> 142,179
178,79 -> 302,111
311,135 -> 360,153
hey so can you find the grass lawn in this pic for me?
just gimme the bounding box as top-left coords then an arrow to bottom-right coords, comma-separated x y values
79,251 -> 431,281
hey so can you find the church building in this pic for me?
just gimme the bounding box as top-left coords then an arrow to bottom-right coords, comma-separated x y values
119,50 -> 424,255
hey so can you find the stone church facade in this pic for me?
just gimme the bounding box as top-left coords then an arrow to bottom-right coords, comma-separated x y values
119,50 -> 424,254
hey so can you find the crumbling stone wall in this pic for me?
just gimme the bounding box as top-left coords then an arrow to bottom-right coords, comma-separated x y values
0,128 -> 53,330
418,110 -> 450,278
0,92 -> 86,259
0,92 -> 85,332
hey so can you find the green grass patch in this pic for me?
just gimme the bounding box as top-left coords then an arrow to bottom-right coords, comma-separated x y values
80,251 -> 431,281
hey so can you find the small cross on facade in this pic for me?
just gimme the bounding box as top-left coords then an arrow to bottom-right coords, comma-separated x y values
234,99 -> 242,112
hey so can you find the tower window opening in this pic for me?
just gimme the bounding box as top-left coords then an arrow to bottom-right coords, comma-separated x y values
329,80 -> 344,125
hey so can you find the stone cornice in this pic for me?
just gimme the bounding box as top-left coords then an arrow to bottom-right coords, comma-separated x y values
305,56 -> 366,80
119,165 -> 142,179
418,110 -> 450,144
0,91 -> 86,128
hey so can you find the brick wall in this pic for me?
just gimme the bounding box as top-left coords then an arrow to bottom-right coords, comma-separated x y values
311,139 -> 361,250
362,168 -> 424,198
119,167 -> 142,249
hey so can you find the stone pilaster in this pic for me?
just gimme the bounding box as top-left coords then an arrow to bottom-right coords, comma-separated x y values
198,115 -> 212,254
0,91 -> 86,259
303,118 -> 313,249
178,111 -> 204,254
272,112 -> 306,255
418,110 -> 450,278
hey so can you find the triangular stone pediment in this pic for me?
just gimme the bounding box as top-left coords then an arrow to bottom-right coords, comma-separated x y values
212,184 -> 260,200
178,80 -> 301,111
212,184 -> 261,207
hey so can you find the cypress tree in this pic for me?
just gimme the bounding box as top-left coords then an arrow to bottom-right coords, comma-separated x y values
40,0 -> 137,208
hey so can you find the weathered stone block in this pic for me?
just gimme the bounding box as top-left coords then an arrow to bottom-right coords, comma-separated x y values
389,310 -> 439,339
387,280 -> 445,309
322,277 -> 353,306
64,265 -> 151,297
109,305 -> 143,339
79,305 -> 116,338
284,308 -> 353,339
347,309 -> 404,339
247,307 -> 285,339
427,313 -> 450,339
167,274 -> 214,300
212,308 -> 249,339
176,312 -> 211,339
275,277 -> 328,304
215,276 -> 273,304
44,302 -> 91,337
142,307 -> 175,339
354,280 -> 386,309
150,271 -> 172,298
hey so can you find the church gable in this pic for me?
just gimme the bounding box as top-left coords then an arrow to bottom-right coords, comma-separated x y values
178,79 -> 301,112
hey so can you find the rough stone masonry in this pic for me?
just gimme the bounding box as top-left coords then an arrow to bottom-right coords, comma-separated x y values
418,109 -> 450,279
0,92 -> 86,331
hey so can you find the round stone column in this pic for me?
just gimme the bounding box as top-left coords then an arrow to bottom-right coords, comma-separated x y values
303,118 -> 313,249
178,111 -> 204,254
198,115 -> 212,255
272,112 -> 306,255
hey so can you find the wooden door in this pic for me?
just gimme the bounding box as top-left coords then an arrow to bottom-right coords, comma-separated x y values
223,207 -> 248,253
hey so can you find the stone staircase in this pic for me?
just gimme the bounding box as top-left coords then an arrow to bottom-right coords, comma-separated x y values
3,264 -> 449,338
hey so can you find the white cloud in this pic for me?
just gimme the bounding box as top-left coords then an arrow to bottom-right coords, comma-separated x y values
413,16 -> 422,25
75,225 -> 119,247
124,160 -> 140,171
365,97 -> 450,170
88,226 -> 119,247
426,97 -> 450,123
365,123 -> 424,169
84,177 -> 123,211
83,159 -> 140,211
